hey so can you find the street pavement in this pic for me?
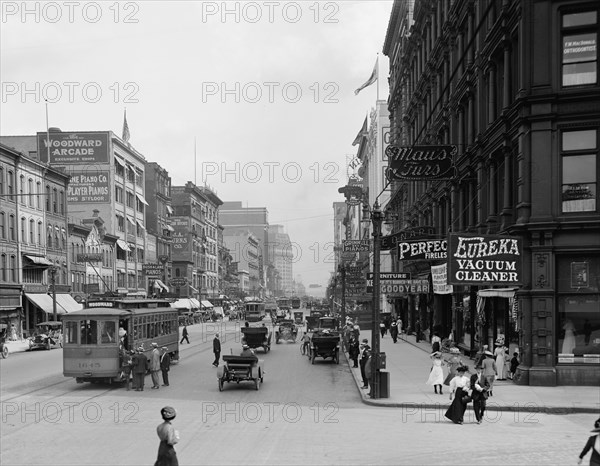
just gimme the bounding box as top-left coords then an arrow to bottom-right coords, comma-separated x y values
345,330 -> 600,413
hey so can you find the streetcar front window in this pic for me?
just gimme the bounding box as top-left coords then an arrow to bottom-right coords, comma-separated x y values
80,320 -> 98,345
64,321 -> 78,344
99,321 -> 116,344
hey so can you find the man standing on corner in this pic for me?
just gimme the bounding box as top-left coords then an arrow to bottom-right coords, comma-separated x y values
212,333 -> 221,367
150,342 -> 161,389
132,346 -> 148,392
160,346 -> 171,386
359,339 -> 370,390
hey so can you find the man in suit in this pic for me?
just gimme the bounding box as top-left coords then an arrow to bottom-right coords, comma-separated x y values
470,365 -> 490,424
160,347 -> 171,386
132,347 -> 149,391
180,325 -> 190,344
359,339 -> 370,389
212,333 -> 221,367
481,350 -> 497,396
150,342 -> 161,389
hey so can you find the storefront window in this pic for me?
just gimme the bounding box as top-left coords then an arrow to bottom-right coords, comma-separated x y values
562,10 -> 597,86
556,255 -> 600,363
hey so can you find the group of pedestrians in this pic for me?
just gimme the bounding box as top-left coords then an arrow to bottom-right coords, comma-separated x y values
120,343 -> 171,391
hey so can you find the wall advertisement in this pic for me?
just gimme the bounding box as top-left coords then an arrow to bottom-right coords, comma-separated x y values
66,170 -> 110,203
37,131 -> 110,165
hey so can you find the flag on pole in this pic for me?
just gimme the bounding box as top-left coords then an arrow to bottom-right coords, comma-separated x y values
122,109 -> 130,142
352,116 -> 368,146
354,57 -> 378,95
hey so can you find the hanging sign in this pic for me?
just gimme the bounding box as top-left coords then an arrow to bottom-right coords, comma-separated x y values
447,234 -> 523,285
386,144 -> 456,180
431,264 -> 453,294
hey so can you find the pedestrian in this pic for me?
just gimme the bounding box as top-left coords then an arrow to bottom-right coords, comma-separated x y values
348,335 -> 359,367
342,323 -> 353,352
212,333 -> 221,367
415,319 -> 421,343
359,339 -> 370,389
352,324 -> 360,340
120,348 -> 134,391
426,351 -> 445,395
390,320 -> 399,343
443,347 -> 464,387
154,406 -> 179,466
180,326 -> 189,344
10,324 -> 17,341
364,349 -> 373,397
150,343 -> 161,389
494,339 -> 507,380
473,344 -> 489,368
509,352 -> 520,380
160,347 -> 171,386
481,350 -> 497,396
132,346 -> 149,391
578,418 -> 600,466
431,331 -> 441,353
379,321 -> 386,338
470,365 -> 490,424
444,365 -> 470,425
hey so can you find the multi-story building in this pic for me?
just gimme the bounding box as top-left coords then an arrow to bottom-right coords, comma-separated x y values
0,142 -> 75,336
144,162 -> 173,294
223,229 -> 260,297
383,0 -> 600,385
198,186 -> 223,299
266,224 -> 293,296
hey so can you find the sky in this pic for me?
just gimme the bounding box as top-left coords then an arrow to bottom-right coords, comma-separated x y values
0,0 -> 392,297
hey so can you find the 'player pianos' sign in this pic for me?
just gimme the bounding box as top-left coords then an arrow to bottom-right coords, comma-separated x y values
447,234 -> 523,286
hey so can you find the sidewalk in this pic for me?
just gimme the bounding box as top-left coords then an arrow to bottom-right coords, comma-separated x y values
346,331 -> 600,413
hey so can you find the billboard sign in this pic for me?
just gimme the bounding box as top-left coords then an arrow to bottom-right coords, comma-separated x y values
343,240 -> 370,252
37,131 -> 110,165
66,170 -> 110,203
447,234 -> 523,285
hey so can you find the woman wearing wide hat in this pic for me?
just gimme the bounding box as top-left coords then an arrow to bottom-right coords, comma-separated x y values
494,338 -> 508,380
444,365 -> 470,424
443,347 -> 463,387
426,351 -> 445,395
578,418 -> 600,466
481,350 -> 497,396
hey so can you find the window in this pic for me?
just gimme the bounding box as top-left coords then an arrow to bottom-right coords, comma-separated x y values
53,188 -> 57,213
0,167 -> 3,194
7,171 -> 14,199
561,129 -> 598,212
19,175 -> 25,205
38,221 -> 43,245
46,185 -> 50,211
20,217 -> 26,242
36,182 -> 41,208
0,212 -> 4,239
116,214 -> 124,232
562,10 -> 598,86
0,254 -> 6,281
29,219 -> 35,243
64,321 -> 78,345
126,191 -> 134,208
60,190 -> 65,214
28,179 -> 33,207
115,186 -> 123,204
10,255 -> 16,282
99,321 -> 116,344
9,215 -> 15,241
47,226 -> 53,248
80,320 -> 98,345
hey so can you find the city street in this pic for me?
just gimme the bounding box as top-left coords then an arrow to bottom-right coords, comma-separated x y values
0,321 -> 595,466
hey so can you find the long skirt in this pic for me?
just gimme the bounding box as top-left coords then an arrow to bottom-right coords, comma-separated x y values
155,440 -> 178,466
444,387 -> 468,424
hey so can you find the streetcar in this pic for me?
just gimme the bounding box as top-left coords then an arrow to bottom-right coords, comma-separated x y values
62,298 -> 179,384
291,297 -> 301,309
276,297 -> 291,311
245,300 -> 266,322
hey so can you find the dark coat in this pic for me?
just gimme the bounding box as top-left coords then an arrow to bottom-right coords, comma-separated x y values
579,435 -> 600,466
470,373 -> 490,400
160,352 -> 171,371
132,353 -> 149,374
213,337 -> 221,353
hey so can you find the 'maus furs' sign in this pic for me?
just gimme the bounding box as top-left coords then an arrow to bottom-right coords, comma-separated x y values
447,234 -> 523,285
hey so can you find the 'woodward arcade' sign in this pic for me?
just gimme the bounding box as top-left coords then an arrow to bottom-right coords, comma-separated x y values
447,234 -> 523,285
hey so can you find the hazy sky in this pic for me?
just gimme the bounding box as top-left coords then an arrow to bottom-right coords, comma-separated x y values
1,1 -> 392,295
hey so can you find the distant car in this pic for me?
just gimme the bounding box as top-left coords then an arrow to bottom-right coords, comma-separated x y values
28,322 -> 63,351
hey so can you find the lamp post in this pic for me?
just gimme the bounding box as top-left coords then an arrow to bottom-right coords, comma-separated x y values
339,264 -> 346,325
49,266 -> 58,322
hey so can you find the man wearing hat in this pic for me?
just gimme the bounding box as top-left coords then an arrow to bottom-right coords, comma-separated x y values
212,333 -> 221,367
359,339 -> 370,389
150,343 -> 161,389
578,418 -> 600,465
132,347 -> 149,391
160,347 -> 171,387
155,406 -> 179,466
240,344 -> 257,363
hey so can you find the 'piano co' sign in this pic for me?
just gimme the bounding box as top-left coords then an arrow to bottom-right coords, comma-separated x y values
386,144 -> 456,180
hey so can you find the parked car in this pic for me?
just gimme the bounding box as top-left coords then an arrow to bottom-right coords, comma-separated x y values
28,322 -> 63,351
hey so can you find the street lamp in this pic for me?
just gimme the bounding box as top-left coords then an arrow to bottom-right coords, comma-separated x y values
49,266 -> 58,322
361,200 -> 396,399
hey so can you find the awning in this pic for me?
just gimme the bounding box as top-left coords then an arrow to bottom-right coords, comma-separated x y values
166,205 -> 174,215
201,300 -> 213,309
136,220 -> 145,230
165,225 -> 175,232
25,293 -> 67,315
136,193 -> 149,206
116,240 -> 131,251
171,298 -> 199,310
190,298 -> 201,308
154,279 -> 169,293
126,217 -> 135,226
55,294 -> 83,313
23,255 -> 54,267
189,285 -> 199,293
477,288 -> 517,298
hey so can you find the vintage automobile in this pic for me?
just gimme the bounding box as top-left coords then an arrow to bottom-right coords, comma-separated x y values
275,320 -> 297,344
217,354 -> 264,391
309,324 -> 340,364
241,326 -> 271,353
293,311 -> 304,325
28,321 -> 63,351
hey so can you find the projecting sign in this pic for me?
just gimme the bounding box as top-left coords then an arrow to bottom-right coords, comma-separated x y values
170,278 -> 188,287
142,263 -> 163,277
381,226 -> 436,250
366,272 -> 411,280
447,234 -> 523,285
343,240 -> 370,252
396,239 -> 447,261
77,253 -> 103,262
366,279 -> 429,295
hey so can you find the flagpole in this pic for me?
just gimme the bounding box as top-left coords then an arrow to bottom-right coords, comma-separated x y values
376,53 -> 380,101
194,137 -> 197,186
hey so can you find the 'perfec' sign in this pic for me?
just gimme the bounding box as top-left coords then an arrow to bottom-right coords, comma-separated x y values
447,234 -> 523,285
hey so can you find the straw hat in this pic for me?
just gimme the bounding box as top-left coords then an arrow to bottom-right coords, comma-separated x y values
450,347 -> 460,354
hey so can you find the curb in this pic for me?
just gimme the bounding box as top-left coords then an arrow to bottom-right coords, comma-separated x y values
343,342 -> 599,414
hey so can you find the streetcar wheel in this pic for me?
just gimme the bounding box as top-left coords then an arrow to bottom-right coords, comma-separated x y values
1,346 -> 8,359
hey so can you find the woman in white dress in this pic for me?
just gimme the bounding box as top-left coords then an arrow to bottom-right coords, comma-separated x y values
426,351 -> 445,394
494,342 -> 507,380
562,319 -> 577,354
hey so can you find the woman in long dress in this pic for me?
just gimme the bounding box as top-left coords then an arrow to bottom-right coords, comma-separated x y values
562,320 -> 577,354
494,343 -> 507,380
426,351 -> 445,394
445,366 -> 470,424
444,347 -> 463,386
155,406 -> 179,466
